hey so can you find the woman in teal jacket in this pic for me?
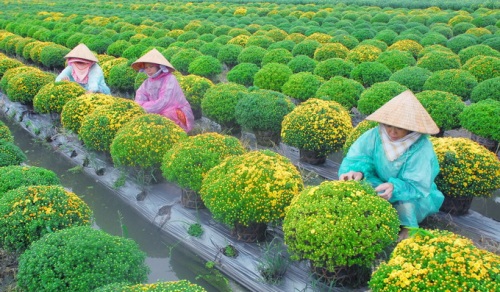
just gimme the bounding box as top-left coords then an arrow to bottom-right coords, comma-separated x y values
339,90 -> 444,240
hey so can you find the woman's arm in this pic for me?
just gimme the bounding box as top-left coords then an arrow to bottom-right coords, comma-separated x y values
86,65 -> 104,93
55,66 -> 72,82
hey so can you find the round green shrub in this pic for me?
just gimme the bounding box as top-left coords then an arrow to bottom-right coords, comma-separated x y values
291,39 -> 321,58
38,44 -> 69,70
430,25 -> 453,39
357,81 -> 408,115
95,280 -> 207,292
6,70 -> 54,105
106,40 -> 131,57
281,72 -> 323,102
200,150 -> 303,228
283,180 -> 399,273
387,39 -> 423,58
33,81 -> 86,114
226,62 -> 259,87
423,69 -> 478,100
268,39 -> 296,51
342,120 -> 378,155
351,28 -> 377,42
121,44 -> 148,59
0,165 -> 60,196
287,55 -> 316,73
419,32 -> 448,46
79,98 -> 145,152
101,57 -> 128,80
452,22 -> 476,36
108,62 -> 138,93
374,29 -> 398,45
253,63 -> 293,92
359,39 -> 388,52
446,34 -> 478,54
416,90 -> 465,132
178,74 -> 214,113
0,185 -> 92,252
389,66 -> 432,93
481,37 -> 500,51
153,36 -> 176,48
261,48 -> 293,66
376,50 -> 416,72
61,93 -> 116,134
331,34 -> 359,49
111,114 -> 187,170
236,45 -> 266,66
177,30 -> 200,42
458,44 -> 500,64
314,58 -> 355,80
459,99 -> 500,142
86,37 -> 113,55
347,44 -> 382,64
17,226 -> 149,292
316,76 -> 364,110
350,62 -> 392,88
0,58 -> 23,79
235,89 -> 295,132
0,140 -> 26,167
246,35 -> 274,48
417,50 -> 461,72
169,48 -> 202,74
188,55 -> 222,80
281,98 -> 353,155
462,55 -> 500,83
217,44 -> 243,67
201,82 -> 248,125
199,42 -> 222,58
313,43 -> 349,61
471,77 -> 500,102
162,132 -> 245,192
0,120 -> 13,143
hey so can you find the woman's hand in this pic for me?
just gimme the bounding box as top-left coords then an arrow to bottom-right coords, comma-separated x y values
375,183 -> 393,201
61,76 -> 70,81
339,171 -> 363,181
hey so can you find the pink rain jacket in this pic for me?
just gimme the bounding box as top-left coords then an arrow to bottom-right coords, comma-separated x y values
135,72 -> 194,132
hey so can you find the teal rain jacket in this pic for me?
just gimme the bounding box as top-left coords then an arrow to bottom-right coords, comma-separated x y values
56,64 -> 111,94
339,126 -> 444,227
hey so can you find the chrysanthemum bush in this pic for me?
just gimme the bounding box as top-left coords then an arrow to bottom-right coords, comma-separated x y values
376,50 -> 416,72
281,98 -> 353,156
201,82 -> 248,126
61,93 -> 116,134
0,65 -> 32,93
0,185 -> 92,252
462,55 -> 500,83
387,39 -> 423,58
0,140 -> 27,167
281,72 -> 323,102
314,58 -> 355,80
178,74 -> 214,115
313,43 -> 349,61
33,81 -> 86,114
350,61 -> 392,88
95,280 -> 207,292
315,76 -> 364,110
79,98 -> 145,152
110,114 -> 187,171
431,137 -> 500,198
389,66 -> 432,93
357,81 -> 408,115
226,62 -> 260,87
235,89 -> 295,133
162,132 -> 245,192
188,55 -> 222,80
283,180 -> 399,272
17,226 -> 149,292
342,120 -> 378,156
416,90 -> 465,133
369,229 -> 500,292
0,165 -> 60,195
6,69 -> 54,104
254,63 -> 293,92
101,57 -> 128,80
470,77 -> 500,103
459,98 -> 500,142
416,51 -> 460,72
346,44 -> 382,64
108,62 -> 138,93
200,150 -> 303,228
0,120 -> 13,143
0,57 -> 23,79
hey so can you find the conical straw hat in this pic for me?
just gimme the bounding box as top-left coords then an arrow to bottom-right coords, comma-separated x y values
64,43 -> 98,62
366,90 -> 439,134
131,48 -> 176,71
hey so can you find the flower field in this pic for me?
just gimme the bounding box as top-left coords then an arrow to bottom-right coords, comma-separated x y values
0,0 -> 499,291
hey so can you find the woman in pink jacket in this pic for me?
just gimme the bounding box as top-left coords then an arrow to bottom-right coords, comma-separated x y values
131,49 -> 194,132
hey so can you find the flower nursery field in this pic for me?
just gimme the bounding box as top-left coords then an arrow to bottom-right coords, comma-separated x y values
0,0 -> 500,291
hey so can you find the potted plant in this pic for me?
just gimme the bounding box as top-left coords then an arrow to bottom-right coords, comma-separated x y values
200,82 -> 248,136
0,185 -> 92,252
416,90 -> 465,137
178,74 -> 214,120
161,132 -> 245,209
60,93 -> 116,134
281,98 -> 353,165
431,137 -> 500,215
200,150 -> 303,242
94,280 -> 207,292
283,180 -> 400,288
459,99 -> 500,151
110,114 -> 187,184
369,229 -> 500,291
235,89 -> 295,147
0,165 -> 60,195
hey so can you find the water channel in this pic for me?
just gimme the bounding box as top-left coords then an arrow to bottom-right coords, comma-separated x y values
1,116 -> 246,292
